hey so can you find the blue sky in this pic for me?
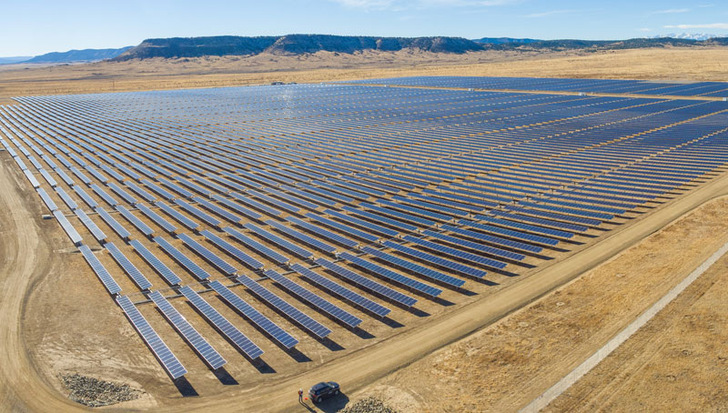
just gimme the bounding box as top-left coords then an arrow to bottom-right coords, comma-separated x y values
1,0 -> 727,56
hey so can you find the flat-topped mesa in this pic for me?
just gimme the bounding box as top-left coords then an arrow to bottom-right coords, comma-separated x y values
113,34 -> 484,60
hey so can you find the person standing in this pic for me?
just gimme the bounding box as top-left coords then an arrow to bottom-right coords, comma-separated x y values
298,388 -> 303,402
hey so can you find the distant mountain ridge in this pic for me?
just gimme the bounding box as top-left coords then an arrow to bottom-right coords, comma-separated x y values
6,34 -> 728,64
651,32 -> 717,41
0,56 -> 33,65
114,35 -> 486,60
114,34 -> 728,61
25,47 -> 132,63
473,37 -> 540,44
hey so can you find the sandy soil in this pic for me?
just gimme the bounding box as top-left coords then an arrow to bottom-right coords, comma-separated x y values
547,248 -> 728,412
0,47 -> 727,99
344,196 -> 728,413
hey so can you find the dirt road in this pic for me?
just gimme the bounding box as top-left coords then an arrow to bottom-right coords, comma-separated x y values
0,158 -> 85,411
545,249 -> 728,412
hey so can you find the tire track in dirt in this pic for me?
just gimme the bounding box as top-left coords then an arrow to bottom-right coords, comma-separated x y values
0,158 -> 85,412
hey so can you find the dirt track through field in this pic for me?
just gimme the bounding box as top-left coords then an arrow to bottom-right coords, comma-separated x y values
521,236 -> 728,412
0,158 -> 84,411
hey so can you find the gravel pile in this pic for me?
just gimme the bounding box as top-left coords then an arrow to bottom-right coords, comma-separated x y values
340,396 -> 399,413
60,373 -> 141,407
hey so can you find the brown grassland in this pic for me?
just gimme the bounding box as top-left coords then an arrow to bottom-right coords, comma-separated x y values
1,46 -> 728,413
1,47 -> 727,102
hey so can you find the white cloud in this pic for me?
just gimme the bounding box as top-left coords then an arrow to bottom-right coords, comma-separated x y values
525,9 -> 576,18
665,23 -> 728,29
328,0 -> 522,10
329,0 -> 396,9
652,8 -> 690,14
638,28 -> 652,32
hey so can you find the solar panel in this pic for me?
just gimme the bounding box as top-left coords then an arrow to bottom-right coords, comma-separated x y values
178,285 -> 264,359
178,233 -> 238,275
266,220 -> 337,255
264,269 -> 361,328
207,281 -> 299,349
210,194 -> 262,221
287,216 -> 359,249
265,187 -> 319,210
339,252 -> 442,297
78,244 -> 121,295
280,184 -> 337,207
107,182 -> 138,206
155,201 -> 200,231
129,240 -> 182,285
340,206 -> 416,233
55,186 -> 78,211
116,205 -> 155,237
200,229 -> 264,271
122,180 -> 155,202
95,206 -> 131,240
518,201 -> 612,222
441,224 -> 543,253
461,219 -> 559,246
105,242 -> 153,290
314,257 -> 417,307
154,236 -> 211,280
100,164 -> 126,183
380,198 -> 456,222
39,169 -> 58,187
37,187 -> 59,212
382,240 -> 486,279
290,263 -> 390,317
305,212 -> 377,243
55,169 -> 75,186
158,177 -> 194,199
236,274 -> 331,338
69,167 -> 92,185
223,227 -> 290,265
230,192 -> 282,217
73,185 -> 98,209
192,196 -> 243,225
141,179 -> 176,201
244,223 -> 314,260
116,295 -> 187,379
507,205 -> 601,227
136,203 -> 178,234
298,182 -> 355,204
52,210 -> 83,245
474,213 -> 574,239
247,190 -> 301,214
403,235 -> 507,269
174,199 -> 222,227
361,202 -> 436,228
148,290 -> 226,370
75,208 -> 107,243
498,208 -> 589,232
91,183 -> 119,207
361,246 -> 465,288
424,230 -> 525,261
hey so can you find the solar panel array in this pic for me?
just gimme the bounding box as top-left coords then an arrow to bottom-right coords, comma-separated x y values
345,76 -> 728,98
2,76 -> 727,383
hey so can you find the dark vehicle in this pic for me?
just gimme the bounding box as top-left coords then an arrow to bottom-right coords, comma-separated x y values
308,381 -> 340,403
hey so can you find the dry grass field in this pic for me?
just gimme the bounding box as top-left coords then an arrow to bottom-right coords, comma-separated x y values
1,46 -> 728,413
1,47 -> 727,102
